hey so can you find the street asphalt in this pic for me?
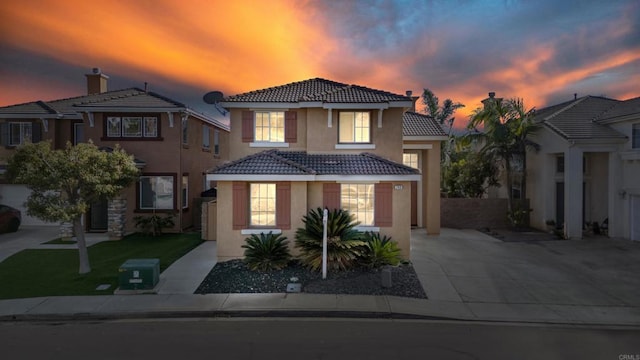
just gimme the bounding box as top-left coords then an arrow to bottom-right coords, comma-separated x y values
1,226 -> 639,326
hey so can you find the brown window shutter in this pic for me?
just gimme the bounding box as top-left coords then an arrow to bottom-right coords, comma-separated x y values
323,183 -> 341,211
232,182 -> 248,230
285,111 -> 297,143
375,183 -> 393,227
241,111 -> 254,142
276,182 -> 291,229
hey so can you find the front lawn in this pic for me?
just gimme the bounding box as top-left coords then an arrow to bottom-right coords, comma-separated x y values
0,232 -> 203,300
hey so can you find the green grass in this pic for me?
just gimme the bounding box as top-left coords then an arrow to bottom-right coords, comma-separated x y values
0,232 -> 204,299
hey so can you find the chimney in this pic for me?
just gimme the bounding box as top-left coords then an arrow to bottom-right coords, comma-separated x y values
85,67 -> 109,95
482,91 -> 501,110
488,92 -> 495,98
406,90 -> 418,112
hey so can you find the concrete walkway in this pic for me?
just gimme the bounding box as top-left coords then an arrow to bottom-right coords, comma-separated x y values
1,228 -> 640,325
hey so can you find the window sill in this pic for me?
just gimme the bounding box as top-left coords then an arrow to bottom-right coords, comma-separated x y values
241,228 -> 282,235
250,142 -> 289,148
354,226 -> 380,232
335,144 -> 376,150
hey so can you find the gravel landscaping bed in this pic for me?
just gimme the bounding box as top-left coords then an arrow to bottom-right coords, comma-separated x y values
195,260 -> 427,299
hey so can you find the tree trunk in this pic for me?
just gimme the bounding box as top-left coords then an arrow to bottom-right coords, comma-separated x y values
73,216 -> 91,274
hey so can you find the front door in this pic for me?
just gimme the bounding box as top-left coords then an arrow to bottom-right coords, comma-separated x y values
89,200 -> 108,232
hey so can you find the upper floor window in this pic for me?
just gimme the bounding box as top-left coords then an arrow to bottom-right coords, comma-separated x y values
9,122 -> 32,146
339,111 -> 370,143
341,183 -> 374,226
106,115 -> 159,139
403,153 -> 419,169
633,123 -> 640,149
255,111 -> 284,143
250,183 -> 276,226
202,125 -> 210,150
214,129 -> 220,155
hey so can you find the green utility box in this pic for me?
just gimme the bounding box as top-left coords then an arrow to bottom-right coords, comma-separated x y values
118,258 -> 160,290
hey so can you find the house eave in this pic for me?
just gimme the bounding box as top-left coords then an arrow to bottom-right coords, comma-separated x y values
403,135 -> 448,142
206,174 -> 420,182
218,102 -> 300,109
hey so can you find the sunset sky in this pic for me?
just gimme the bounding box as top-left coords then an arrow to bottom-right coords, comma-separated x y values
0,0 -> 638,127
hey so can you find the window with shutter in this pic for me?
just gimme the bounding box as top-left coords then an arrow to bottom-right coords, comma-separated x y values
276,182 -> 291,229
323,183 -> 341,210
233,182 -> 248,230
242,111 -> 254,142
285,111 -> 297,143
374,183 -> 393,227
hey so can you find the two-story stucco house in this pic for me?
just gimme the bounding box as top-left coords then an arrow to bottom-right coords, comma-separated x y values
205,78 -> 445,261
0,69 -> 229,238
527,95 -> 640,241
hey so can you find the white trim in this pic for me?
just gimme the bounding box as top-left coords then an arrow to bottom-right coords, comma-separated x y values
354,226 -> 380,232
378,109 -> 383,128
250,108 -> 289,112
335,144 -> 376,150
86,112 -> 95,127
403,144 -> 433,150
39,118 -> 49,132
241,229 -> 282,235
250,142 -> 290,148
327,108 -> 333,128
336,180 -> 379,184
166,112 -> 174,128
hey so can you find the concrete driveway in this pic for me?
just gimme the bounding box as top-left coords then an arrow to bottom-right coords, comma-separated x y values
0,226 -> 59,262
410,228 -> 640,322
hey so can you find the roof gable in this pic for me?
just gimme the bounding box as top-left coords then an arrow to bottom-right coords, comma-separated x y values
222,78 -> 412,105
402,111 -> 447,137
535,96 -> 625,140
596,96 -> 640,123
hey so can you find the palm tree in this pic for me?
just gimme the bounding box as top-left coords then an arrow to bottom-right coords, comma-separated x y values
466,98 -> 540,220
422,88 -> 465,136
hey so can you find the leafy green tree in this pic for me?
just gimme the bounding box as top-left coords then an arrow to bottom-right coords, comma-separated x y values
7,141 -> 139,274
442,149 -> 499,198
466,98 -> 540,217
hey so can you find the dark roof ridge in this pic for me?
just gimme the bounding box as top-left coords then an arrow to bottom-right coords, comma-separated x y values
361,152 -> 419,173
542,96 -> 589,121
595,96 -> 640,122
36,100 -> 59,114
226,78 -> 348,101
145,90 -> 186,107
270,151 -> 317,174
48,87 -> 142,105
347,83 -> 411,100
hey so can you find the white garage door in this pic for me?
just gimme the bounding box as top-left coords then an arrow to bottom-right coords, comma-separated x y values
0,184 -> 55,226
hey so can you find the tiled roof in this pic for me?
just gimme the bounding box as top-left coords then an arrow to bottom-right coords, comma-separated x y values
402,111 -> 447,137
534,96 -> 625,140
72,88 -> 185,109
0,100 -> 59,116
597,96 -> 640,123
223,78 -> 412,104
210,150 -> 419,176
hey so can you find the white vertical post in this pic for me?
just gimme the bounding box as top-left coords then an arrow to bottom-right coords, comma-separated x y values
322,208 -> 328,279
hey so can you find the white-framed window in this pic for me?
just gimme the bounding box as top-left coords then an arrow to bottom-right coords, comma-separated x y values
182,175 -> 189,209
255,111 -> 284,143
633,123 -> 640,149
106,115 -> 158,138
340,183 -> 374,226
9,122 -> 32,146
403,153 -> 419,169
250,183 -> 276,226
214,129 -> 220,155
139,175 -> 174,210
202,125 -> 210,150
339,111 -> 370,143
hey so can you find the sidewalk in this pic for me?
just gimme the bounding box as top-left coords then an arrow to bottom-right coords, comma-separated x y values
1,228 -> 639,325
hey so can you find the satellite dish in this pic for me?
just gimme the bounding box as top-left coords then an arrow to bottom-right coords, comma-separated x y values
203,91 -> 224,104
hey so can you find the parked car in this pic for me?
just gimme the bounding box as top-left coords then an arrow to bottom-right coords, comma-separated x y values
0,204 -> 21,233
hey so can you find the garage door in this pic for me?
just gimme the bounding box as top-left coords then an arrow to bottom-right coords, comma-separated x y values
0,184 -> 55,226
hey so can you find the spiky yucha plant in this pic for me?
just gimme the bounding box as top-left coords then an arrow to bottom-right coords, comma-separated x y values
242,232 -> 291,271
360,232 -> 402,268
294,208 -> 365,272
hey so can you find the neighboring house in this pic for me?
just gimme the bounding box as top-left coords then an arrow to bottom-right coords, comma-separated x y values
205,78 -> 445,261
527,95 -> 640,241
0,69 -> 229,238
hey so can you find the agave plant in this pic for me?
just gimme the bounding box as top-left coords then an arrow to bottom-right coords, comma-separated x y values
241,232 -> 291,271
294,207 -> 365,271
360,232 -> 401,268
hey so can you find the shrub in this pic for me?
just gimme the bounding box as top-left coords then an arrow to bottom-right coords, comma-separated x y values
294,208 -> 365,272
133,213 -> 175,236
360,232 -> 401,268
242,232 -> 291,271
